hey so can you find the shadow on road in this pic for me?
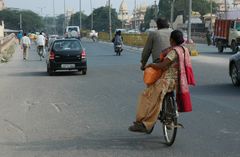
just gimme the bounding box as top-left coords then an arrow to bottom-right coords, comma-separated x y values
1,135 -> 170,151
8,71 -> 83,77
192,83 -> 240,96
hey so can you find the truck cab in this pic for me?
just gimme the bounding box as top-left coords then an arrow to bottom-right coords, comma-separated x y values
229,20 -> 240,52
214,19 -> 240,53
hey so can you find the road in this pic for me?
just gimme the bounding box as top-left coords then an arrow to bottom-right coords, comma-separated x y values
0,40 -> 239,157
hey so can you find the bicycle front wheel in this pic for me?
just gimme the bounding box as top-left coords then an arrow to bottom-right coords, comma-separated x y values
162,94 -> 178,146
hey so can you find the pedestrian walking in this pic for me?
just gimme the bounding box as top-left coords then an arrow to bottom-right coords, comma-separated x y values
21,33 -> 31,61
17,31 -> 23,45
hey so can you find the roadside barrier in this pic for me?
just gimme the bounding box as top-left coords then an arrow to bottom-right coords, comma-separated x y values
98,32 -> 199,56
0,33 -> 16,54
184,40 -> 199,56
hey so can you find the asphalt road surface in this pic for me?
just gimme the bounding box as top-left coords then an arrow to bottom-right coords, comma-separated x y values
0,40 -> 239,157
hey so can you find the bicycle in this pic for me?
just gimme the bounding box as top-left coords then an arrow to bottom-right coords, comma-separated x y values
147,91 -> 181,146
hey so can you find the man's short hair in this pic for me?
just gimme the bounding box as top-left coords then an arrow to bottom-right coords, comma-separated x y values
156,18 -> 169,29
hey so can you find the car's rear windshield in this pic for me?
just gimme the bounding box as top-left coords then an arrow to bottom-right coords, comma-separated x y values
67,27 -> 78,32
53,40 -> 82,51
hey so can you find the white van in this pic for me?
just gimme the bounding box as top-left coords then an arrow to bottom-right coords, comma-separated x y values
65,26 -> 81,39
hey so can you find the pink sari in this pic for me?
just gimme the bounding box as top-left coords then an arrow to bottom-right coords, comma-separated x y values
174,46 -> 195,112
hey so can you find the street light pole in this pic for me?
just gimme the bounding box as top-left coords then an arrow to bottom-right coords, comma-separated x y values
64,0 -> 66,28
90,0 -> 93,30
53,0 -> 56,34
210,0 -> 213,32
109,0 -> 112,40
134,0 -> 137,29
170,0 -> 175,28
187,0 -> 192,41
20,13 -> 22,30
224,0 -> 227,18
79,0 -> 82,29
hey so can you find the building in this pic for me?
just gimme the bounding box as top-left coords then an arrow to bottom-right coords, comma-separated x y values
118,0 -> 147,30
118,0 -> 130,28
0,0 -> 4,11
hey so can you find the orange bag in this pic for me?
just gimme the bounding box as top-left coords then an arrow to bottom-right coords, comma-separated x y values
143,67 -> 162,86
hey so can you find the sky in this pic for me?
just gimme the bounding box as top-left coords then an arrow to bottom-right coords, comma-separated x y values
4,0 -> 159,16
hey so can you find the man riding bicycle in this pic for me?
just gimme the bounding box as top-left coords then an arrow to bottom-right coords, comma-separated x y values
36,32 -> 45,61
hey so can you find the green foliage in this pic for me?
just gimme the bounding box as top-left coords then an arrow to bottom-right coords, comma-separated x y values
143,7 -> 156,30
69,11 -> 88,28
43,16 -> 57,34
158,0 -> 219,21
79,6 -> 121,32
55,14 -> 65,35
0,9 -> 44,32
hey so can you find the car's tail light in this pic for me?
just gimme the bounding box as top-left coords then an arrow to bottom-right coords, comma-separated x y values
49,51 -> 55,60
81,50 -> 86,59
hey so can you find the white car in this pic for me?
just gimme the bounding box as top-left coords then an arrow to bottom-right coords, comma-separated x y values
65,26 -> 81,39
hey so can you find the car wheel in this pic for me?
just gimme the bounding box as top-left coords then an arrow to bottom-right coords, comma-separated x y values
47,67 -> 54,76
230,63 -> 240,86
82,69 -> 87,75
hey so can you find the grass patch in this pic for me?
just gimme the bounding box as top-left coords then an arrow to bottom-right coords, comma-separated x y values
0,45 -> 15,63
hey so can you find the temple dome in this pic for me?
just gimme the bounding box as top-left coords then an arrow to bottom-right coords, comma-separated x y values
119,0 -> 128,11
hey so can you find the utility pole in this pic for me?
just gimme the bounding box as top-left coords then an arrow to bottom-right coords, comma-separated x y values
53,0 -> 56,34
210,0 -> 213,32
154,0 -> 158,19
224,0 -> 227,18
19,13 -> 22,30
109,0 -> 112,40
90,0 -> 93,30
64,0 -> 66,28
134,0 -> 137,30
79,0 -> 82,29
187,0 -> 192,41
170,0 -> 175,28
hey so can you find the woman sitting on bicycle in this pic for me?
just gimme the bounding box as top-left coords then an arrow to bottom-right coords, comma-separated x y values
129,30 -> 195,133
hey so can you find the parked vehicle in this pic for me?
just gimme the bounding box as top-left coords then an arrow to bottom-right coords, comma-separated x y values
65,26 -> 81,39
46,39 -> 87,75
229,52 -> 240,86
214,19 -> 240,53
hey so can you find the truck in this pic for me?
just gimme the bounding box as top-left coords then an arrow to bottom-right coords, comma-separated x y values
214,19 -> 240,53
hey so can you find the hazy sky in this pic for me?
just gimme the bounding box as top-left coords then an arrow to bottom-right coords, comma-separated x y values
4,0 -> 158,16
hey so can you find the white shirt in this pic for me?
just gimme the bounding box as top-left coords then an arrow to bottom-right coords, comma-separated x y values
22,36 -> 31,46
36,34 -> 45,46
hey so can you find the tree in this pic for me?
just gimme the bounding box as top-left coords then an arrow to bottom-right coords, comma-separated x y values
143,6 -> 156,30
69,11 -> 88,28
55,14 -> 65,35
0,9 -> 44,32
158,0 -> 218,22
83,6 -> 121,32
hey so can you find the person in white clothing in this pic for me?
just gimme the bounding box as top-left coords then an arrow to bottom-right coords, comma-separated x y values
36,32 -> 45,60
21,33 -> 31,60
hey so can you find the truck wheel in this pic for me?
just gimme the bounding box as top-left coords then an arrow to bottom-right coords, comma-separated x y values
231,41 -> 238,53
217,41 -> 223,53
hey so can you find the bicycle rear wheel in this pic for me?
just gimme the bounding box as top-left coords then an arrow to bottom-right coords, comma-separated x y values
161,93 -> 178,146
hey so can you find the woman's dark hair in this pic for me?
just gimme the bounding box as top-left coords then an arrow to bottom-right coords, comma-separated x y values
170,30 -> 185,45
156,18 -> 169,29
